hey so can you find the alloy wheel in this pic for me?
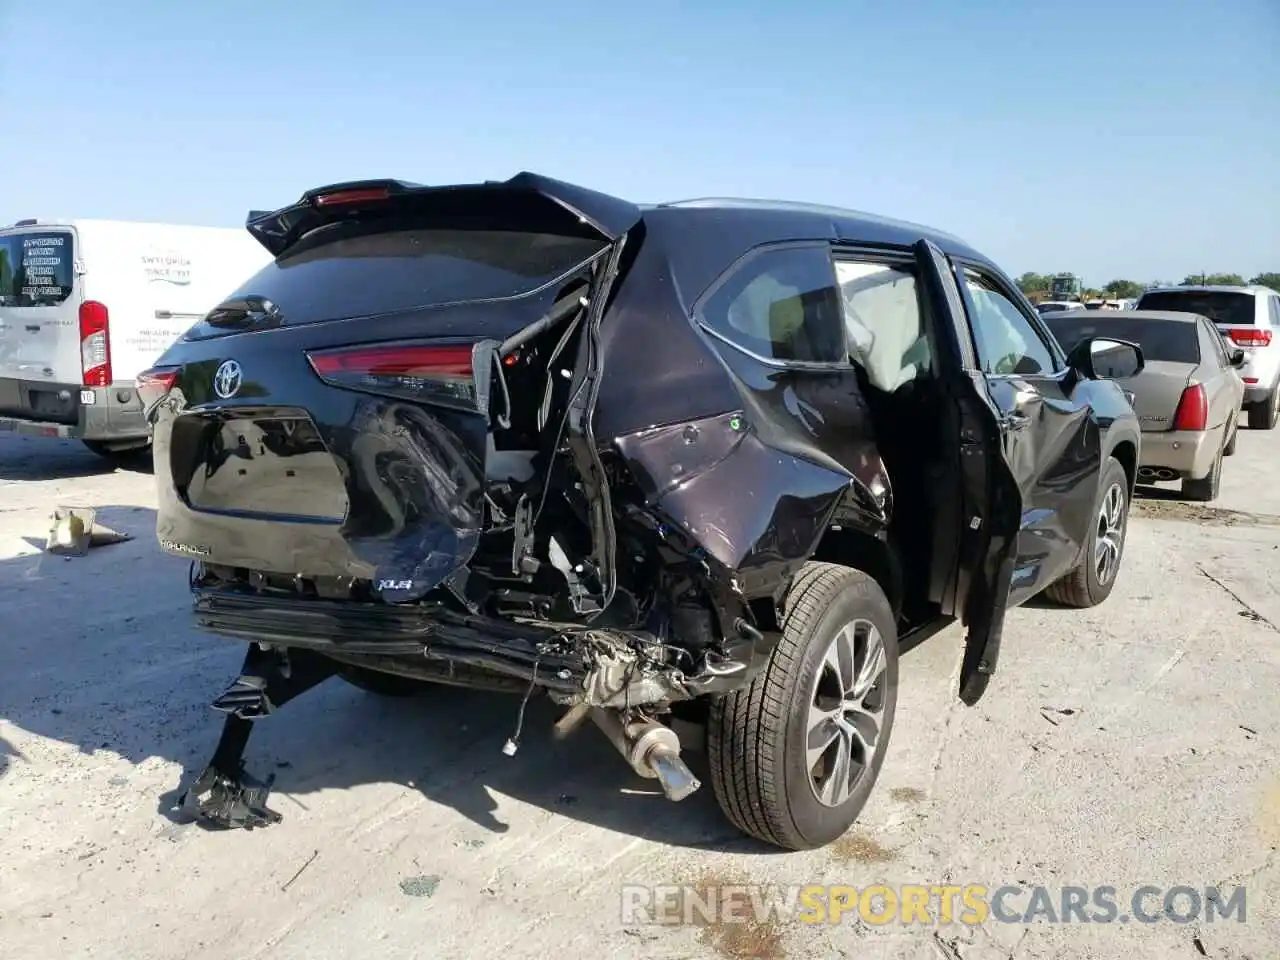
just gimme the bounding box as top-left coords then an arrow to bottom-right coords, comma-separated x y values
806,619 -> 888,808
1095,481 -> 1126,586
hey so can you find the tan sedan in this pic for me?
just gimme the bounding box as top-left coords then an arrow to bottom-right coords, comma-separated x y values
1044,309 -> 1246,502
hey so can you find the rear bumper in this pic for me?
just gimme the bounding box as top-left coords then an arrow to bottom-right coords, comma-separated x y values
1243,382 -> 1276,405
195,587 -> 586,695
1238,350 -> 1280,404
191,584 -> 770,706
0,378 -> 148,444
1137,426 -> 1223,480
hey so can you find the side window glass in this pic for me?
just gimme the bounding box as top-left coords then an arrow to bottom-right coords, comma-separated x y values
697,246 -> 847,365
834,259 -> 930,392
1270,296 -> 1280,327
961,269 -> 1058,376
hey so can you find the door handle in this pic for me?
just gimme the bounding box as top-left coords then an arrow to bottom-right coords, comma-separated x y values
1000,412 -> 1031,432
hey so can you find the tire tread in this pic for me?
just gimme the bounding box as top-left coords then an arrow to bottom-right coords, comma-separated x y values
708,562 -> 878,849
1044,456 -> 1128,609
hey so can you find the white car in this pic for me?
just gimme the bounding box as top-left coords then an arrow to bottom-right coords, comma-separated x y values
1036,300 -> 1084,314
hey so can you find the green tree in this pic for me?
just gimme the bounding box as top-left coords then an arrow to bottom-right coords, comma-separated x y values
1249,272 -> 1280,292
1103,279 -> 1143,299
1016,272 -> 1050,295
1180,272 -> 1246,286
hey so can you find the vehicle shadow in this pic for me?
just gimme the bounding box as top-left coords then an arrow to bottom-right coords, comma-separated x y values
0,505 -> 767,853
0,434 -> 152,481
1132,483 -> 1185,502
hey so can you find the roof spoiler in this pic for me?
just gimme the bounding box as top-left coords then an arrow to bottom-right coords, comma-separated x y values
244,172 -> 642,258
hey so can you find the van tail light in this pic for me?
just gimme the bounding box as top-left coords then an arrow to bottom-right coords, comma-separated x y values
1173,383 -> 1208,431
79,300 -> 111,387
137,366 -> 180,409
1227,328 -> 1271,348
306,341 -> 477,409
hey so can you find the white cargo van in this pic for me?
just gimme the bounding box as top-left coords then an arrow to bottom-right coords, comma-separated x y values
0,219 -> 272,458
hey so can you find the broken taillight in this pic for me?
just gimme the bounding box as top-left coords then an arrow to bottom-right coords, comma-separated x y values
137,366 -> 180,408
1172,383 -> 1208,431
305,341 -> 478,408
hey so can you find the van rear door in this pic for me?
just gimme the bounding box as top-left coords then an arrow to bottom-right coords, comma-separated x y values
71,222 -> 275,384
0,227 -> 84,416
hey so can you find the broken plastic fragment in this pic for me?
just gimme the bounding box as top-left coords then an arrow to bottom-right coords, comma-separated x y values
44,506 -> 132,556
176,764 -> 281,829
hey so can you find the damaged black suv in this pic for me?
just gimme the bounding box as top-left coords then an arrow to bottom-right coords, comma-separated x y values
142,173 -> 1142,851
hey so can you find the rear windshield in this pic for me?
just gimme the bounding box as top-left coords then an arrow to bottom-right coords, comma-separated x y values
1045,316 -> 1201,363
214,223 -> 607,325
1136,290 -> 1256,326
0,231 -> 76,307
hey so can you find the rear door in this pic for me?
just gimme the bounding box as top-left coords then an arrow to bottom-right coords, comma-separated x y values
1196,315 -> 1243,424
920,241 -> 1116,703
0,227 -> 82,389
952,261 -> 1098,606
73,222 -> 277,384
914,239 -> 1022,706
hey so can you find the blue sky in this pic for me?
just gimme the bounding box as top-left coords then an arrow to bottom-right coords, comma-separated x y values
2,0 -> 1276,285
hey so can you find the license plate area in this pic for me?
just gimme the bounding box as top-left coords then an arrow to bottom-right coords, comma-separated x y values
173,409 -> 349,524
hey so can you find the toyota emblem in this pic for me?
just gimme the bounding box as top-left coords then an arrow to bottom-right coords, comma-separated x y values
213,360 -> 243,400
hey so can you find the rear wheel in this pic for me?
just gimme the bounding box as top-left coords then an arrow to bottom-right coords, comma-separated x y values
1045,456 -> 1129,608
1247,387 -> 1279,430
336,665 -> 432,697
1182,442 -> 1223,502
707,562 -> 898,851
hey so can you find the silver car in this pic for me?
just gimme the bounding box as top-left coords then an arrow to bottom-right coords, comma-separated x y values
1045,310 -> 1246,501
1136,284 -> 1280,430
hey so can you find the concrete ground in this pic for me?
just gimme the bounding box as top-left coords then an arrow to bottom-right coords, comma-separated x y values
0,426 -> 1276,960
